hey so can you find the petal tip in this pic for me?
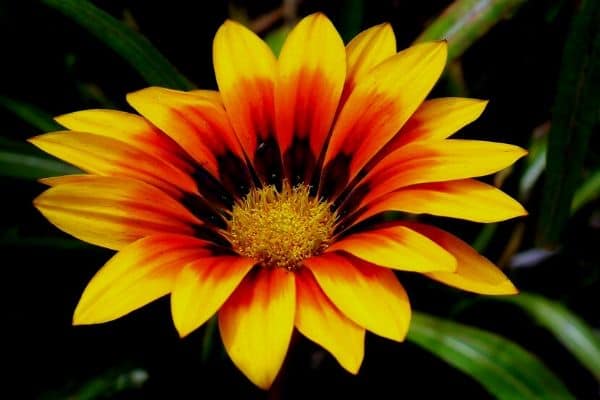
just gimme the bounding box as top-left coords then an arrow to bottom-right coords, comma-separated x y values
72,306 -> 92,326
308,11 -> 328,20
520,148 -> 529,158
173,323 -> 194,339
53,113 -> 71,127
518,206 -> 529,217
218,19 -> 248,35
345,359 -> 363,375
26,135 -> 42,146
491,281 -> 519,296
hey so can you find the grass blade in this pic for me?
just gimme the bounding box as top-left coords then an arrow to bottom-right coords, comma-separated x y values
415,0 -> 526,62
0,96 -> 61,132
502,292 -> 600,381
409,312 -> 575,399
537,0 -> 600,245
571,169 -> 600,214
42,0 -> 194,90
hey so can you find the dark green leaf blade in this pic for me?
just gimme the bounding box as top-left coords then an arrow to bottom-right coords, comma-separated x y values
42,0 -> 194,90
537,0 -> 600,245
339,0 -> 364,42
0,147 -> 79,180
408,312 -> 575,400
502,292 -> 600,381
571,169 -> 600,213
415,0 -> 526,62
0,96 -> 61,132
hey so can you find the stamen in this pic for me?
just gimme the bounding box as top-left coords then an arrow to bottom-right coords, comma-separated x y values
227,182 -> 337,270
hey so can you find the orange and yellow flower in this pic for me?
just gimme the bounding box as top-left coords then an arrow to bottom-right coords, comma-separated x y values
31,13 -> 527,389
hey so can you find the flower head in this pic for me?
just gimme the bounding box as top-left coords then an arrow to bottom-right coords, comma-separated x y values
31,13 -> 526,389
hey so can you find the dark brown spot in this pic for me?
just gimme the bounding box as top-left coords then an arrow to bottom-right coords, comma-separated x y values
190,167 -> 234,208
319,153 -> 351,201
335,181 -> 371,217
284,137 -> 316,186
217,152 -> 253,197
254,136 -> 283,188
180,193 -> 227,229
193,225 -> 232,248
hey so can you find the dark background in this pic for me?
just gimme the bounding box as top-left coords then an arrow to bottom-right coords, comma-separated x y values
1,1 -> 598,398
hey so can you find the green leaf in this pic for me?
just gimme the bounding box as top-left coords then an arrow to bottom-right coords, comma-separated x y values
0,227 -> 88,249
0,95 -> 61,132
471,223 -> 498,253
408,312 -> 575,400
201,316 -> 218,363
519,127 -> 548,202
571,169 -> 600,213
537,0 -> 600,246
39,364 -> 148,400
0,97 -> 78,180
415,0 -> 526,62
264,25 -> 291,57
339,0 -> 364,42
502,292 -> 600,381
42,0 -> 194,90
0,147 -> 79,180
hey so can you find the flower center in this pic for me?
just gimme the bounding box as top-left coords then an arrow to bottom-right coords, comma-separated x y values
227,183 -> 337,270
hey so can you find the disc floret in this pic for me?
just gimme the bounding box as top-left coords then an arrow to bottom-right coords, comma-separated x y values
228,183 -> 337,270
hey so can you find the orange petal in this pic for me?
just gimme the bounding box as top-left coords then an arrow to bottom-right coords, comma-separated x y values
73,234 -> 214,325
213,20 -> 280,184
126,87 -> 252,194
170,256 -> 256,338
304,253 -> 410,341
33,175 -> 201,250
327,224 -> 456,272
219,268 -> 295,389
351,139 -> 527,207
55,109 -> 191,172
295,268 -> 365,374
385,97 -> 488,151
348,179 -> 527,227
343,22 -> 396,104
402,222 -> 518,295
275,13 -> 346,183
321,41 -> 447,198
29,131 -> 197,197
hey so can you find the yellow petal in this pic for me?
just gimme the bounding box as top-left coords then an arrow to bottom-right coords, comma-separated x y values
29,131 -> 197,197
321,41 -> 448,197
213,19 -> 277,171
327,224 -> 456,272
54,109 -> 190,171
350,179 -> 527,226
304,253 -> 411,341
73,234 -> 213,325
275,13 -> 345,182
295,268 -> 365,374
170,256 -> 255,337
343,22 -> 396,102
126,87 -> 250,190
355,139 -> 528,206
385,97 -> 488,151
33,175 -> 201,250
40,174 -> 94,186
219,268 -> 295,389
402,223 -> 518,295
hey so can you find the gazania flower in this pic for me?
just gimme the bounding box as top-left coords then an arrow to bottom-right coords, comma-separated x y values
31,13 -> 526,389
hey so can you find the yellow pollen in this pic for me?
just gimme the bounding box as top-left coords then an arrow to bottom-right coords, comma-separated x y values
227,183 -> 337,270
